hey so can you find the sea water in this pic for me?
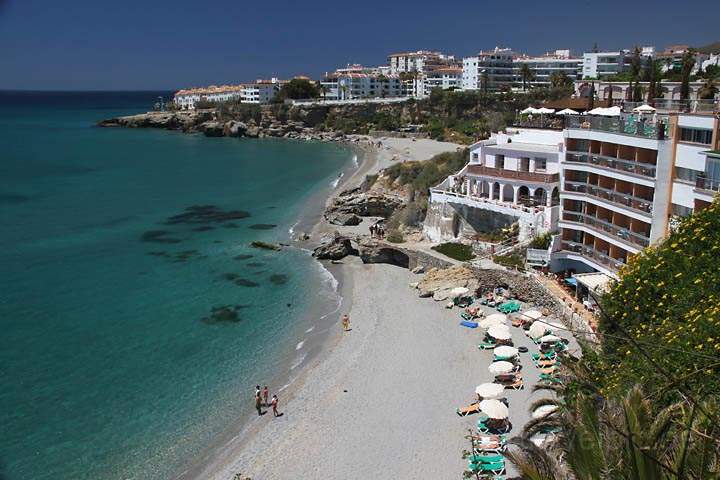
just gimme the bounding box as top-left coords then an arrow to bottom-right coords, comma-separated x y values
0,92 -> 351,480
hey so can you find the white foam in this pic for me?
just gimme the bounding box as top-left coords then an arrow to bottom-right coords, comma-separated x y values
287,219 -> 300,236
352,153 -> 359,168
289,353 -> 307,371
295,340 -> 304,350
305,326 -> 315,333
330,171 -> 344,188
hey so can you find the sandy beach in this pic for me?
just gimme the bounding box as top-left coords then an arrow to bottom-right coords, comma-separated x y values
190,135 -> 577,480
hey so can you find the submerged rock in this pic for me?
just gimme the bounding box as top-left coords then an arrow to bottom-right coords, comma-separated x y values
247,262 -> 265,268
269,274 -> 288,285
165,205 -> 251,225
233,254 -> 254,261
140,230 -> 183,244
202,305 -> 242,324
248,224 -> 277,230
235,279 -> 260,287
192,225 -> 215,232
250,241 -> 281,251
222,273 -> 240,281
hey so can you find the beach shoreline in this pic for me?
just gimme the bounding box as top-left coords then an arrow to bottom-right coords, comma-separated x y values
178,136 -> 463,480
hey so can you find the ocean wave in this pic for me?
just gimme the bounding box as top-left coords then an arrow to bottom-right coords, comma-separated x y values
330,171 -> 344,189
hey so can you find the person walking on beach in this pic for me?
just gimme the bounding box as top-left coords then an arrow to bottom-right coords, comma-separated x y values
262,386 -> 269,406
255,392 -> 264,416
369,224 -> 375,238
342,314 -> 350,332
270,394 -> 280,417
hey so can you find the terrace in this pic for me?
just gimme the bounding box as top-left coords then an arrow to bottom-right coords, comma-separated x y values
565,114 -> 671,140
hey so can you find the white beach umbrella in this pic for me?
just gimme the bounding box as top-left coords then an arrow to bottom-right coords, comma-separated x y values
479,399 -> 509,420
523,309 -> 543,321
528,321 -> 548,340
487,325 -> 512,340
632,104 -> 656,113
539,334 -> 562,344
488,361 -> 515,375
604,106 -> 622,116
520,107 -> 540,114
475,382 -> 505,399
556,108 -> 579,115
450,287 -> 470,298
479,317 -> 502,329
493,346 -> 519,358
536,107 -> 556,114
532,405 -> 558,419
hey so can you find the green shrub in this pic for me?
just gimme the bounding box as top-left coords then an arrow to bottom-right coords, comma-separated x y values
432,242 -> 476,261
528,232 -> 553,249
492,252 -> 525,270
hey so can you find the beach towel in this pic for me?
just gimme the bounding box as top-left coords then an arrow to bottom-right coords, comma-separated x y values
460,320 -> 479,328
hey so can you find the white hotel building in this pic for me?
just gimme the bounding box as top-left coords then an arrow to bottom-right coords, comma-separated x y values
513,50 -> 582,87
427,110 -> 720,280
174,79 -> 282,109
462,48 -> 515,91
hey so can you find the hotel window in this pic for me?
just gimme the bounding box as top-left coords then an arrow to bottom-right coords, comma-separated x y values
671,203 -> 693,217
679,128 -> 713,145
535,158 -> 547,172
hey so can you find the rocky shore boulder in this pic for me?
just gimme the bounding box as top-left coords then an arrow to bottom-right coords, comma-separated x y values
312,233 -> 358,260
224,121 -> 248,137
326,188 -> 404,219
201,121 -> 225,137
328,213 -> 362,226
356,238 -> 410,268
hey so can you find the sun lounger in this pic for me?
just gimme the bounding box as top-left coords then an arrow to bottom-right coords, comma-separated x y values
535,359 -> 558,368
457,402 -> 481,417
505,378 -> 524,390
468,454 -> 504,464
478,342 -> 496,350
538,366 -> 557,375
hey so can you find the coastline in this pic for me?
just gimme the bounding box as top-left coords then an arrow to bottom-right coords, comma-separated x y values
181,136 -> 462,480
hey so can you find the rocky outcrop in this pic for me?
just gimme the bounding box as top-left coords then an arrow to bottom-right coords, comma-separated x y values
327,213 -> 362,226
201,121 -> 225,137
415,265 -> 480,300
326,187 -> 404,219
312,233 -> 358,260
356,238 -> 410,268
98,111 -> 214,131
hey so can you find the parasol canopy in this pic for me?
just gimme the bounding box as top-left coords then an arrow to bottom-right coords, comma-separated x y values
488,360 -> 515,375
480,399 -> 509,419
487,325 -> 512,340
475,382 -> 505,399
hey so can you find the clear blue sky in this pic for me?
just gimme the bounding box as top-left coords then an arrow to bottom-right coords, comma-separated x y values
1,0 -> 717,90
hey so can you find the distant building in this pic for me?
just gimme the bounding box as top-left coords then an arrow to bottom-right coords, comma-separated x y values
513,50 -> 582,88
388,50 -> 456,75
174,79 -> 282,109
582,51 -> 629,79
419,66 -> 463,97
462,47 -> 515,91
321,65 -> 408,101
573,79 -> 719,104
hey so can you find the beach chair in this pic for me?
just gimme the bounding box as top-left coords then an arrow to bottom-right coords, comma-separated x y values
539,374 -> 563,385
505,377 -> 524,390
538,366 -> 557,375
535,358 -> 558,368
477,419 -> 490,434
478,341 -> 496,350
457,402 -> 481,417
468,454 -> 504,465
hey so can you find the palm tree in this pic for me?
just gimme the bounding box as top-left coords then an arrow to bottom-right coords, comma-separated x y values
697,78 -> 718,100
645,59 -> 663,105
504,384 -> 720,480
519,64 -> 535,91
481,70 -> 489,94
587,82 -> 595,110
680,49 -> 696,101
549,72 -> 571,90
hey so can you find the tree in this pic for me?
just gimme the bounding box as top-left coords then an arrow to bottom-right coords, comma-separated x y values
587,82 -> 595,110
697,78 -> 718,100
274,78 -> 320,102
645,59 -> 664,104
481,71 -> 489,94
680,49 -> 696,100
519,64 -> 535,91
549,71 -> 572,90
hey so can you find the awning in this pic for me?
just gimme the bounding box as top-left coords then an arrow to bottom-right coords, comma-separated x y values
564,277 -> 578,286
574,272 -> 614,295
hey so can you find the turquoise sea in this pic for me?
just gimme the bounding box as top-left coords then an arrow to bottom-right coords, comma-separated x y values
0,92 -> 352,480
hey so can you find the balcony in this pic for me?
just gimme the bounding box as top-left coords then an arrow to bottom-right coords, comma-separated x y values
563,181 -> 653,215
622,99 -> 720,114
696,176 -> 720,194
560,241 -> 625,272
466,164 -> 559,183
565,151 -> 656,178
566,114 -> 670,140
561,211 -> 650,248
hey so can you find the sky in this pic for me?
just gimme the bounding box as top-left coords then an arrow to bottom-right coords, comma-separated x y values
1,0 -> 718,91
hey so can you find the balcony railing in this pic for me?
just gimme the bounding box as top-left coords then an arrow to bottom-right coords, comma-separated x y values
696,176 -> 720,193
560,241 -> 626,272
561,211 -> 650,248
565,151 -> 656,178
466,164 -> 559,183
621,99 -> 720,113
429,188 -> 548,213
563,181 -> 653,214
566,114 -> 670,140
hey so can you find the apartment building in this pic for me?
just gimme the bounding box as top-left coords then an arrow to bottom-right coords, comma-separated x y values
554,111 -> 720,279
462,48 -> 515,91
419,66 -> 463,97
321,71 -> 406,101
513,50 -> 582,88
240,79 -> 282,104
174,85 -> 244,109
425,128 -> 563,243
388,50 -> 456,75
581,51 -> 629,79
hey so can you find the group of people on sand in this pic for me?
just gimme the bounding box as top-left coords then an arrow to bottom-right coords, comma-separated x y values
369,223 -> 385,239
254,385 -> 281,418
